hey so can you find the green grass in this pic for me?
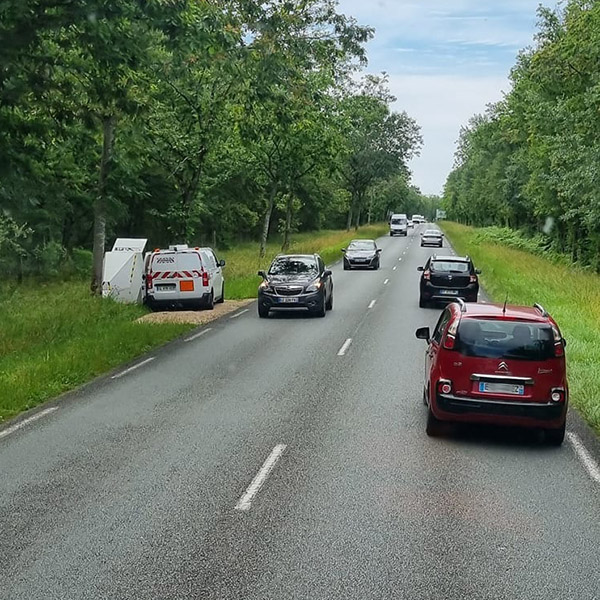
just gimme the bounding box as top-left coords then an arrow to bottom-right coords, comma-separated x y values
222,224 -> 389,299
0,224 -> 388,423
441,221 -> 600,433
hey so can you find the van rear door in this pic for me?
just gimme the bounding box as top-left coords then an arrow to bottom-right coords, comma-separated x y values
175,251 -> 203,296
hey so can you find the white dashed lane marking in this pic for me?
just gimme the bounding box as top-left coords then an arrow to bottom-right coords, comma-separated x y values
337,338 -> 353,356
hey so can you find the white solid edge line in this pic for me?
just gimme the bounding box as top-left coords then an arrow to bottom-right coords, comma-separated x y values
368,299 -> 377,309
111,357 -> 155,380
383,278 -> 389,285
235,444 -> 287,511
185,327 -> 213,343
337,338 -> 353,356
230,309 -> 250,319
567,432 -> 600,484
0,407 -> 58,440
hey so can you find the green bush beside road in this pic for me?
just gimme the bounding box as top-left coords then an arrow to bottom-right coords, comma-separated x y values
442,222 -> 600,434
0,225 -> 388,424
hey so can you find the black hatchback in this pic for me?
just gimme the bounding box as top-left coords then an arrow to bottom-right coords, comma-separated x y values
257,254 -> 333,318
417,255 -> 480,307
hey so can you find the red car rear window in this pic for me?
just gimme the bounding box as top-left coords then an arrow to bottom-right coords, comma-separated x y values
456,319 -> 555,361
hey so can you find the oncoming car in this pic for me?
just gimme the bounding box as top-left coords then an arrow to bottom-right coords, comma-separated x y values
257,254 -> 333,318
342,239 -> 382,270
415,301 -> 568,445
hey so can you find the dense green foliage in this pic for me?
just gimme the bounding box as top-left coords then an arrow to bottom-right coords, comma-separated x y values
443,222 -> 600,434
1,0 -> 428,283
443,0 -> 600,270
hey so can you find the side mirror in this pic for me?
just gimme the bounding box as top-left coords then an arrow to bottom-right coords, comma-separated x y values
562,338 -> 567,347
219,259 -> 226,267
441,233 -> 445,237
257,270 -> 267,278
417,266 -> 424,272
341,248 -> 347,253
415,327 -> 431,342
323,270 -> 332,278
475,269 -> 482,275
376,248 -> 382,254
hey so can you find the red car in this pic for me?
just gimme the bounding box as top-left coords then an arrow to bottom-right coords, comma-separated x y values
415,300 -> 568,445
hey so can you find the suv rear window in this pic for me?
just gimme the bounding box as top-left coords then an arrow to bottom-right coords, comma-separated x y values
456,319 -> 555,361
431,261 -> 469,273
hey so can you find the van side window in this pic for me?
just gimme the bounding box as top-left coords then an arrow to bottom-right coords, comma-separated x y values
201,251 -> 216,270
432,309 -> 452,345
211,251 -> 220,268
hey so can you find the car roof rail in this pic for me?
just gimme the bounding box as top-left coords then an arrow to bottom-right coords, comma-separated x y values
453,298 -> 467,313
533,303 -> 548,317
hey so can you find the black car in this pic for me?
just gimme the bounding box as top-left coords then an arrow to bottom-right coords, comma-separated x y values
257,254 -> 333,318
342,239 -> 382,270
420,229 -> 444,247
417,255 -> 480,307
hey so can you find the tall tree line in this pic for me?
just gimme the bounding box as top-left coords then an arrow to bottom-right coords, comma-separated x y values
0,0 -> 423,288
443,0 -> 600,270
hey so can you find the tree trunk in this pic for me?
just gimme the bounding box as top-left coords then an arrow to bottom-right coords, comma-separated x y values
346,192 -> 355,231
282,194 -> 293,252
91,114 -> 116,296
260,183 -> 278,258
355,205 -> 361,231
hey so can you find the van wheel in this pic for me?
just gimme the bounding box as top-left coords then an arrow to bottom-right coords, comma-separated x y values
205,290 -> 214,310
545,422 -> 566,446
426,407 -> 445,437
216,282 -> 225,304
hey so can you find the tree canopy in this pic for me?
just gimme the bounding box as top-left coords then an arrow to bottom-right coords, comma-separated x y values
443,0 -> 600,270
0,0 -> 425,286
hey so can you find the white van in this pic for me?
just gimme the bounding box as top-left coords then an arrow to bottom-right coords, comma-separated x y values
145,245 -> 225,310
390,214 -> 408,237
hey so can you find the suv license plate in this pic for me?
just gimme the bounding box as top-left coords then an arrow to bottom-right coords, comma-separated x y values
479,382 -> 525,395
440,289 -> 459,296
279,297 -> 299,304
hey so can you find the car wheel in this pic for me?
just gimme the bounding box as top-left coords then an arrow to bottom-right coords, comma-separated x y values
343,261 -> 350,270
374,259 -> 380,270
545,422 -> 566,446
216,282 -> 225,304
419,295 -> 427,308
314,294 -> 326,318
389,232 -> 393,237
422,387 -> 428,407
426,407 -> 445,437
258,304 -> 270,318
326,291 -> 333,311
205,290 -> 215,310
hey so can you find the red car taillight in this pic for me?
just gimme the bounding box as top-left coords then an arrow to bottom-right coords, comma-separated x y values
423,270 -> 431,281
469,274 -> 477,283
442,318 -> 459,350
146,273 -> 153,290
437,380 -> 452,395
202,270 -> 209,286
552,326 -> 565,357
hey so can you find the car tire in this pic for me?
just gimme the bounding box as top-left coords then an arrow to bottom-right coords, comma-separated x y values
419,295 -> 427,308
343,261 -> 350,270
426,407 -> 445,437
326,291 -> 333,311
422,387 -> 429,407
258,304 -> 270,319
216,282 -> 225,304
205,290 -> 214,310
389,232 -> 393,237
545,422 -> 566,446
314,294 -> 326,318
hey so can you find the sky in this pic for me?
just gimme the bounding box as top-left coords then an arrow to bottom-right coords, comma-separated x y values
335,0 -> 553,195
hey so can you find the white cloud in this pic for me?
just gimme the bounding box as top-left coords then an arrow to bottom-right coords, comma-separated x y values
334,0 -> 551,195
388,73 -> 510,195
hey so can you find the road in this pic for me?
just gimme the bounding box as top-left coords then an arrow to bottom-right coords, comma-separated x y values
2,226 -> 600,600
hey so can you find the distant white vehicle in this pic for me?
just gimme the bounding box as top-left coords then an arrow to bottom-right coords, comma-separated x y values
389,213 -> 408,237
145,245 -> 225,310
102,238 -> 147,304
412,214 -> 426,224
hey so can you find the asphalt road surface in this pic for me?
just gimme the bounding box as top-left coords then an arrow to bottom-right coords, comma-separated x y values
2,226 -> 600,600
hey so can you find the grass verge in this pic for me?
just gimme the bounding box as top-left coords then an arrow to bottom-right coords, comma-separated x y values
441,221 -> 600,434
0,224 -> 388,423
222,224 -> 389,299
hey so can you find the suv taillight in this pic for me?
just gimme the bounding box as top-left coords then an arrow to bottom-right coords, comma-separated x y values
423,270 -> 431,281
469,274 -> 477,283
